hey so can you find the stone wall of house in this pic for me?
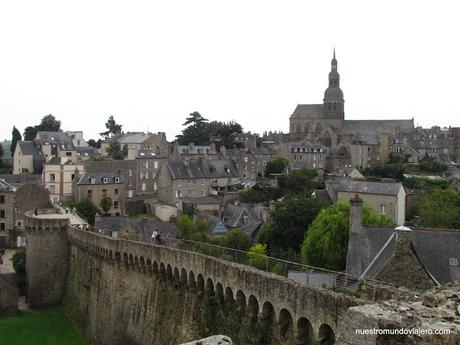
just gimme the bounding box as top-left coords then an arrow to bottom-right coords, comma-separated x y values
0,274 -> 18,317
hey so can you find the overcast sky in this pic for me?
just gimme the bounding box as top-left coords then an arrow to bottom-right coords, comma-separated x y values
1,0 -> 459,142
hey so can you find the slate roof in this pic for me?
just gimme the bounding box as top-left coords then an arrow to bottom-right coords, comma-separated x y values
95,216 -> 177,238
176,144 -> 218,155
358,227 -> 460,285
222,202 -> 265,237
77,172 -> 123,185
167,159 -> 239,180
332,179 -> 403,196
76,146 -> 98,157
0,179 -> 16,192
46,157 -> 74,165
35,131 -> 75,150
18,141 -> 41,156
118,132 -> 152,144
312,189 -> 332,205
341,119 -> 414,135
136,150 -> 157,158
211,221 -> 228,235
291,104 -> 323,118
327,146 -> 351,157
0,174 -> 42,187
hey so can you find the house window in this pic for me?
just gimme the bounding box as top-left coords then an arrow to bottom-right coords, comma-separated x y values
128,190 -> 133,198
0,223 -> 5,231
129,169 -> 132,177
102,189 -> 107,197
103,178 -> 108,184
49,185 -> 55,193
114,201 -> 119,209
90,178 -> 96,184
154,161 -> 159,169
66,151 -> 72,156
450,258 -> 458,266
154,183 -> 157,191
50,173 -> 56,182
243,173 -> 247,178
142,161 -> 148,168
379,204 -> 386,214
87,190 -> 92,198
176,190 -> 182,198
244,157 -> 248,162
201,190 -> 205,196
114,188 -> 119,195
115,177 -> 120,183
0,210 -> 5,218
187,190 -> 192,196
142,183 -> 146,192
0,195 -> 4,203
17,221 -> 22,228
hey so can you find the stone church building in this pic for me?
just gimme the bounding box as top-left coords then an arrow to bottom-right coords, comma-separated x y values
288,50 -> 414,149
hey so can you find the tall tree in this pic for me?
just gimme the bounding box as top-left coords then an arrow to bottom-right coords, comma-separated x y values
36,114 -> 61,132
204,120 -> 243,148
264,156 -> 289,176
418,189 -> 460,228
106,140 -> 127,160
176,112 -> 209,145
100,197 -> 113,215
11,126 -> 22,155
23,126 -> 37,141
100,115 -> 123,137
301,202 -> 393,271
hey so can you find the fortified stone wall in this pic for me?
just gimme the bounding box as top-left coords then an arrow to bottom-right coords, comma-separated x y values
0,274 -> 18,317
25,210 -> 69,308
65,227 -> 358,345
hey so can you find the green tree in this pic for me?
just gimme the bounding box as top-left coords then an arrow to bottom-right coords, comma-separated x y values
247,243 -> 268,269
301,202 -> 393,271
100,196 -> 113,215
23,126 -> 37,141
257,192 -> 323,254
217,229 -> 252,251
176,215 -> 210,242
204,120 -> 244,148
365,163 -> 405,181
419,158 -> 448,173
11,247 -> 26,274
239,182 -> 283,205
100,115 -> 123,137
264,156 -> 289,176
277,168 -> 318,194
0,143 -> 3,160
176,112 -> 209,145
418,189 -> 460,228
106,140 -> 126,160
11,126 -> 22,155
87,139 -> 101,148
36,114 -> 61,132
76,198 -> 100,225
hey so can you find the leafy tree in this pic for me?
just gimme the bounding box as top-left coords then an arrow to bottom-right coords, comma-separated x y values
277,168 -> 318,194
257,192 -> 323,254
11,247 -> 26,274
36,114 -> 61,132
176,215 -> 210,242
87,139 -> 101,148
106,140 -> 127,160
100,196 -> 113,215
100,115 -> 123,137
239,182 -> 283,205
419,158 -> 448,173
403,176 -> 447,190
247,243 -> 268,269
11,126 -> 22,155
365,163 -> 405,181
217,229 -> 252,251
204,120 -> 243,148
23,126 -> 37,141
76,198 -> 100,225
264,156 -> 289,176
176,112 -> 209,145
418,189 -> 460,228
301,202 -> 393,271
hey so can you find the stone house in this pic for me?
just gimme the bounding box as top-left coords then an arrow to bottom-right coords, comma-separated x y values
231,132 -> 257,149
326,178 -> 406,225
171,142 -> 218,161
157,159 -> 239,206
82,160 -> 137,199
42,157 -> 84,203
231,147 -> 275,180
0,179 -> 49,246
13,141 -> 46,174
74,172 -> 125,216
135,151 -> 168,195
288,143 -> 328,170
325,146 -> 352,172
101,132 -> 169,159
347,196 -> 460,288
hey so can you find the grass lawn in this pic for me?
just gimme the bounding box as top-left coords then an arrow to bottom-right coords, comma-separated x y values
0,307 -> 89,345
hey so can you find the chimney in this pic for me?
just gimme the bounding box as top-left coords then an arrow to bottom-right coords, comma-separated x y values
349,194 -> 363,235
394,225 -> 413,256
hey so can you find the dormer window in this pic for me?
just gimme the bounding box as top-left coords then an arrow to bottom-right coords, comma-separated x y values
115,177 -> 120,183
103,177 -> 108,184
224,167 -> 230,173
90,177 -> 96,184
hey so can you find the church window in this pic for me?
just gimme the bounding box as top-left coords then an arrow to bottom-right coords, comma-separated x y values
293,155 -> 297,161
450,258 -> 458,266
304,124 -> 308,132
296,124 -> 301,133
328,103 -> 331,110
333,103 -> 337,111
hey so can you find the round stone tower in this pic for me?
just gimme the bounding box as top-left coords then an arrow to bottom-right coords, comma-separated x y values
24,209 -> 70,308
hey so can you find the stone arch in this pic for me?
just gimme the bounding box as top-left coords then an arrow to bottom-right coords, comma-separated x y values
296,317 -> 315,345
261,301 -> 276,338
318,324 -> 335,345
129,254 -> 134,267
153,261 -> 159,275
279,308 -> 294,342
215,283 -> 224,305
134,256 -> 139,271
236,290 -> 246,315
189,271 -> 196,290
173,267 -> 180,286
146,259 -> 152,274
109,250 -> 113,261
197,274 -> 205,296
160,262 -> 166,276
139,257 -> 146,273
114,252 -> 121,264
180,268 -> 187,286
224,286 -> 235,316
166,264 -> 173,279
205,278 -> 214,295
123,253 -> 128,268
248,295 -> 259,322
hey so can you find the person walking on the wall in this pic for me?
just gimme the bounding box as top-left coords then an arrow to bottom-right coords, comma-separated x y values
151,229 -> 158,244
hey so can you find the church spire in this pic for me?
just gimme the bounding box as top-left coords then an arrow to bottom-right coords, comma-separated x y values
323,48 -> 344,120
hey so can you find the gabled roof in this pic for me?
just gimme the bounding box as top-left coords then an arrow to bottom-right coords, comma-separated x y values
77,172 -> 123,185
167,159 -> 239,180
118,132 -> 152,144
333,179 -> 403,196
18,141 -> 41,156
0,179 -> 16,192
291,104 -> 323,118
0,174 -> 42,187
35,131 -> 75,150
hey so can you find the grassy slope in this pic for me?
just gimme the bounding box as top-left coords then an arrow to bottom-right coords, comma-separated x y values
0,307 -> 88,345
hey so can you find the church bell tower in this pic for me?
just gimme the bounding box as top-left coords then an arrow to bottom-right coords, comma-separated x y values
323,49 -> 345,121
